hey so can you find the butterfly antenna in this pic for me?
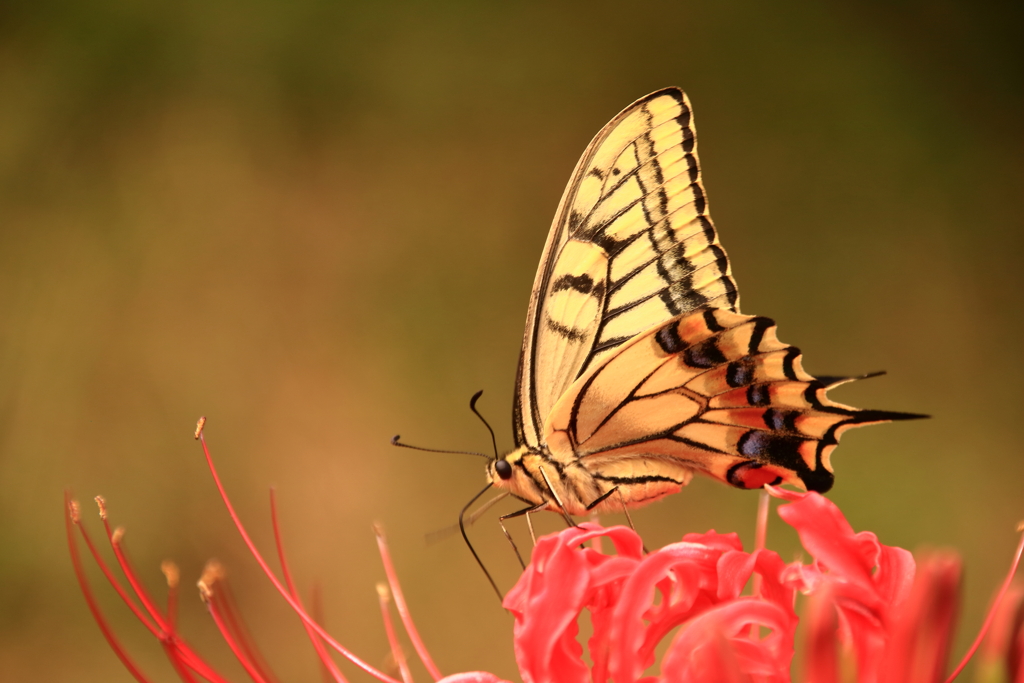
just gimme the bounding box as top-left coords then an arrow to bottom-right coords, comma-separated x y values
460,483 -> 504,602
390,435 -> 490,459
468,390 -> 499,459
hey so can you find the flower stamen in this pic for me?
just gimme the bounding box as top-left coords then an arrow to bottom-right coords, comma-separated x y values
944,522 -> 1024,682
749,487 -> 772,639
162,561 -> 181,634
73,501 -> 160,635
199,561 -> 279,683
374,524 -> 443,681
69,493 -> 230,682
66,493 -> 155,683
377,582 -> 414,683
107,522 -> 168,630
268,488 -> 349,683
197,421 -> 402,683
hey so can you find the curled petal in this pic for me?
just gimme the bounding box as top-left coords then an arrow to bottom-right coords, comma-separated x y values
438,674 -> 514,683
873,543 -> 916,609
776,493 -> 876,594
718,549 -> 794,612
661,598 -> 794,683
505,524 -> 643,683
801,584 -> 839,683
681,530 -> 745,553
880,553 -> 961,683
773,490 -> 923,680
607,543 -> 727,681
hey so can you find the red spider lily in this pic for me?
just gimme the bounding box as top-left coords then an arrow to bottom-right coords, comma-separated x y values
69,419 -> 1024,682
505,488 -> 1024,683
504,523 -> 796,682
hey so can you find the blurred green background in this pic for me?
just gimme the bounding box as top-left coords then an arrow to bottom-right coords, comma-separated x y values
1,1 -> 1021,680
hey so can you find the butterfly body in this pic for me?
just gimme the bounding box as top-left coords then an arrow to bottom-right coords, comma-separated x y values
485,87 -> 921,518
488,445 -> 693,517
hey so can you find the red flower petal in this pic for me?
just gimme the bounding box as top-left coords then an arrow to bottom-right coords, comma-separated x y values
661,598 -> 793,682
507,520 -> 800,683
438,674 -> 514,683
776,493 -> 877,594
504,523 -> 650,683
801,584 -> 840,683
879,553 -> 961,683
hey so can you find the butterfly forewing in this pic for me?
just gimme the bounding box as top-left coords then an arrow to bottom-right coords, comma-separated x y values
514,87 -> 739,449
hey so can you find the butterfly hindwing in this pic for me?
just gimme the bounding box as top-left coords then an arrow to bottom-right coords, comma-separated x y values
542,308 -> 912,495
515,87 -> 739,449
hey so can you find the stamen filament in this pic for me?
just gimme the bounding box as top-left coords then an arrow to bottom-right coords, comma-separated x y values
377,583 -> 414,683
211,572 -> 280,683
269,489 -> 349,683
309,586 -> 338,683
374,524 -> 444,681
199,574 -> 274,683
163,647 -> 203,683
754,487 -> 771,554
107,524 -> 171,632
196,427 -> 403,683
66,495 -> 155,683
168,641 -> 231,683
74,495 -> 234,683
72,502 -> 161,636
749,488 -> 771,639
162,561 -> 180,633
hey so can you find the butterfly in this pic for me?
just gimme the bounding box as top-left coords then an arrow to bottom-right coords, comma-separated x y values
481,87 -> 922,519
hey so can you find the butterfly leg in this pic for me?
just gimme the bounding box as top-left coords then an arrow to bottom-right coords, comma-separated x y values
585,486 -> 619,512
499,503 -> 547,569
617,488 -> 637,533
585,487 -> 638,533
616,489 -> 648,553
537,466 -> 578,529
584,486 -> 646,551
525,510 -> 537,546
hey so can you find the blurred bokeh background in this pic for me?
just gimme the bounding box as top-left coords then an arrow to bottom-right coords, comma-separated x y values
1,1 -> 1021,680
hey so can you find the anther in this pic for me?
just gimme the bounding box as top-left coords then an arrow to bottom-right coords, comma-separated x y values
161,561 -> 180,589
198,560 -> 224,603
195,416 -> 206,440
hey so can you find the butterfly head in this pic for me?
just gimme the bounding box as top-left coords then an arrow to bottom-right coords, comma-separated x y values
492,458 -> 513,481
486,448 -> 522,485
485,446 -> 559,510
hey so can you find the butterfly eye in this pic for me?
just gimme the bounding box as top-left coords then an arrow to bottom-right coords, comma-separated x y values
494,459 -> 513,480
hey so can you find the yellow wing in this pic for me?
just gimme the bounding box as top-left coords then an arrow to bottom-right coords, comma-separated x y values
513,87 -> 738,450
